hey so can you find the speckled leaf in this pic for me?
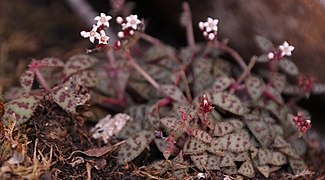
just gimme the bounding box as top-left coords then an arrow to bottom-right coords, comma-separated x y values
63,54 -> 98,78
279,59 -> 299,76
231,152 -> 249,162
206,155 -> 221,170
219,133 -> 251,152
255,36 -> 274,52
117,121 -> 143,139
117,130 -> 155,164
238,159 -> 254,178
272,135 -> 289,148
212,58 -> 231,77
250,146 -> 259,158
312,83 -> 325,94
211,76 -> 233,92
279,146 -> 300,159
148,105 -> 161,129
51,77 -> 90,113
190,129 -> 212,143
258,149 -> 272,165
212,92 -> 245,115
245,115 -> 274,148
143,46 -> 175,61
221,166 -> 237,175
289,157 -> 307,174
154,138 -> 166,153
38,57 -> 64,67
71,70 -> 98,88
208,138 -> 223,155
149,160 -> 170,175
214,119 -> 244,136
125,105 -> 149,122
160,117 -> 182,131
219,152 -> 235,167
191,153 -> 207,171
267,151 -> 287,166
264,85 -> 284,104
161,84 -> 188,104
171,152 -> 189,170
183,138 -> 207,154
283,85 -> 301,95
256,165 -> 270,178
245,76 -> 265,100
2,95 -> 39,125
269,166 -> 282,173
172,169 -> 186,179
20,69 -> 35,92
269,72 -> 286,92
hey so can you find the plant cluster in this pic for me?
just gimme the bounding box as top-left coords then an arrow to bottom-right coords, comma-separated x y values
1,1 -> 325,179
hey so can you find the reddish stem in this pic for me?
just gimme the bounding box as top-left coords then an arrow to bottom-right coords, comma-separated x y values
216,41 -> 247,71
34,68 -> 51,91
182,2 -> 196,50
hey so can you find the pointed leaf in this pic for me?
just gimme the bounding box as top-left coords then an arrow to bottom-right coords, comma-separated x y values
268,151 -> 287,166
272,135 -> 289,148
189,128 -> 212,143
183,137 -> 207,154
256,165 -> 270,178
208,138 -> 224,155
289,157 -> 307,174
214,119 -> 244,136
219,152 -> 235,167
245,114 -> 274,148
160,117 -> 183,131
117,121 -> 143,139
212,92 -> 246,115
71,70 -> 98,88
63,54 -> 98,78
149,160 -> 170,175
206,155 -> 221,170
117,130 -> 155,164
38,57 -> 64,67
231,151 -> 249,162
238,159 -> 254,178
161,84 -> 188,104
255,36 -> 274,52
20,70 -> 35,92
256,54 -> 270,63
264,85 -> 284,104
279,146 -> 300,159
221,166 -> 237,175
219,133 -> 251,152
190,153 -> 207,171
51,76 -> 90,113
279,59 -> 299,76
270,72 -> 286,92
211,76 -> 234,92
2,95 -> 39,125
245,76 -> 265,100
258,149 -> 272,165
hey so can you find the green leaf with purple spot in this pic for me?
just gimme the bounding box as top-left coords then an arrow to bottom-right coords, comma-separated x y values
63,54 -> 98,78
117,130 -> 155,164
245,76 -> 265,101
161,84 -> 188,104
20,69 -> 35,92
212,92 -> 246,115
279,59 -> 299,76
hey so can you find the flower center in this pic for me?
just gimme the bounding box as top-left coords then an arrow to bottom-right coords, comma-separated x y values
100,17 -> 106,23
90,31 -> 96,36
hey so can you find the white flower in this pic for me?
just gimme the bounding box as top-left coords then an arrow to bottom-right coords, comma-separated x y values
97,30 -> 110,44
94,13 -> 112,27
116,16 -> 124,24
80,25 -> 100,43
125,14 -> 142,30
198,21 -> 204,30
117,31 -> 124,38
207,33 -> 215,40
203,17 -> 219,33
268,52 -> 274,59
196,172 -> 206,179
279,41 -> 295,56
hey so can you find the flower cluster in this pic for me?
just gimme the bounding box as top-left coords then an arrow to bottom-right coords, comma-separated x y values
199,94 -> 213,113
268,41 -> 295,60
80,13 -> 112,45
298,75 -> 314,93
293,112 -> 312,133
115,14 -> 143,48
198,17 -> 219,41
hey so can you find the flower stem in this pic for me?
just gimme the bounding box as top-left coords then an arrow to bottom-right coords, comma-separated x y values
106,49 -> 116,64
216,40 -> 247,71
34,68 -> 51,91
182,2 -> 196,51
127,56 -> 161,91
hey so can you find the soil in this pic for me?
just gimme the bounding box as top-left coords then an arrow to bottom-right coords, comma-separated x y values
0,0 -> 324,179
